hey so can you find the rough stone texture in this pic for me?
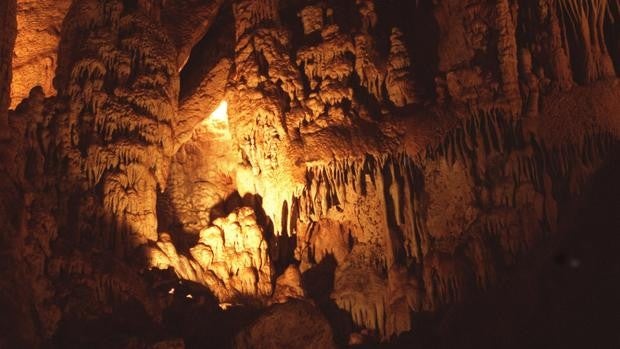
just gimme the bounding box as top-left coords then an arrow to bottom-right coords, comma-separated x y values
10,0 -> 72,109
148,207 -> 273,303
271,265 -> 305,304
233,300 -> 337,349
55,0 -> 180,252
0,0 -> 619,347
0,0 -> 17,134
161,0 -> 226,69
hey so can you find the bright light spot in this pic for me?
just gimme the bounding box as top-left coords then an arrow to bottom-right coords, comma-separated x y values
186,294 -> 193,299
219,302 -> 232,310
168,288 -> 175,295
202,101 -> 230,138
210,100 -> 228,123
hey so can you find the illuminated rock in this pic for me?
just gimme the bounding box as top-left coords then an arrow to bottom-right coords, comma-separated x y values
0,0 -> 619,346
10,0 -> 72,109
148,207 -> 273,303
272,265 -> 305,304
299,5 -> 323,35
386,28 -> 418,107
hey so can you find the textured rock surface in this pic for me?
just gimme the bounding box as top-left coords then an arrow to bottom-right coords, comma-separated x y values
0,0 -> 619,347
0,0 -> 17,134
148,207 -> 273,303
10,0 -> 72,108
233,300 -> 337,349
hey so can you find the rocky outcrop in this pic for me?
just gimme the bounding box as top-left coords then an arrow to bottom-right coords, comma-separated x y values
55,0 -> 180,252
10,0 -> 72,109
148,207 -> 273,304
0,0 -> 618,347
0,0 -> 16,135
233,300 -> 337,349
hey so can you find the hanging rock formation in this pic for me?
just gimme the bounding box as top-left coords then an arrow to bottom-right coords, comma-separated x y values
55,0 -> 180,251
0,0 -> 619,347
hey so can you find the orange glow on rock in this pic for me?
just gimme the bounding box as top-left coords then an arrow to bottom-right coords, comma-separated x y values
205,100 -> 228,124
202,100 -> 230,138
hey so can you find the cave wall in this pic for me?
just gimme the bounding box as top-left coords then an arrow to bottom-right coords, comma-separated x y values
0,0 -> 17,134
0,0 -> 619,347
10,0 -> 72,109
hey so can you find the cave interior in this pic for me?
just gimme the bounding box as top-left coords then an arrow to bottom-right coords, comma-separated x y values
0,0 -> 619,348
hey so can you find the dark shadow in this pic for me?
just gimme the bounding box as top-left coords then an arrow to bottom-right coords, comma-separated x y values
381,155 -> 407,265
374,0 -> 440,101
144,268 -> 263,349
603,0 -> 620,74
388,151 -> 620,349
555,2 -> 587,83
179,2 -> 235,100
302,254 -> 353,347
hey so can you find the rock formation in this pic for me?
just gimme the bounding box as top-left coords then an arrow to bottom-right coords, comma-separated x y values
10,0 -> 72,109
0,0 -> 619,347
0,0 -> 17,136
148,207 -> 273,304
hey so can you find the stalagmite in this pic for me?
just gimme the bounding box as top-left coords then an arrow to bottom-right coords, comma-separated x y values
272,265 -> 306,304
149,207 -> 274,303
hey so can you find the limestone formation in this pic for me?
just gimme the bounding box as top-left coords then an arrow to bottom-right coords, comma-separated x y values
0,0 -> 17,136
233,300 -> 337,349
55,0 -> 180,252
271,264 -> 305,304
299,5 -> 324,35
10,0 -> 72,109
386,28 -> 418,107
0,0 -> 619,347
557,0 -> 616,83
148,207 -> 273,304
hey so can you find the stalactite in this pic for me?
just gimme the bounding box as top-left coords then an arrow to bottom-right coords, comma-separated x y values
557,0 -> 617,82
3,0 -> 619,346
496,0 -> 522,116
356,0 -> 378,31
519,48 -> 541,116
386,28 -> 418,107
283,110 -> 616,338
354,34 -> 385,102
545,0 -> 575,90
55,0 -> 179,253
233,0 -> 279,40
